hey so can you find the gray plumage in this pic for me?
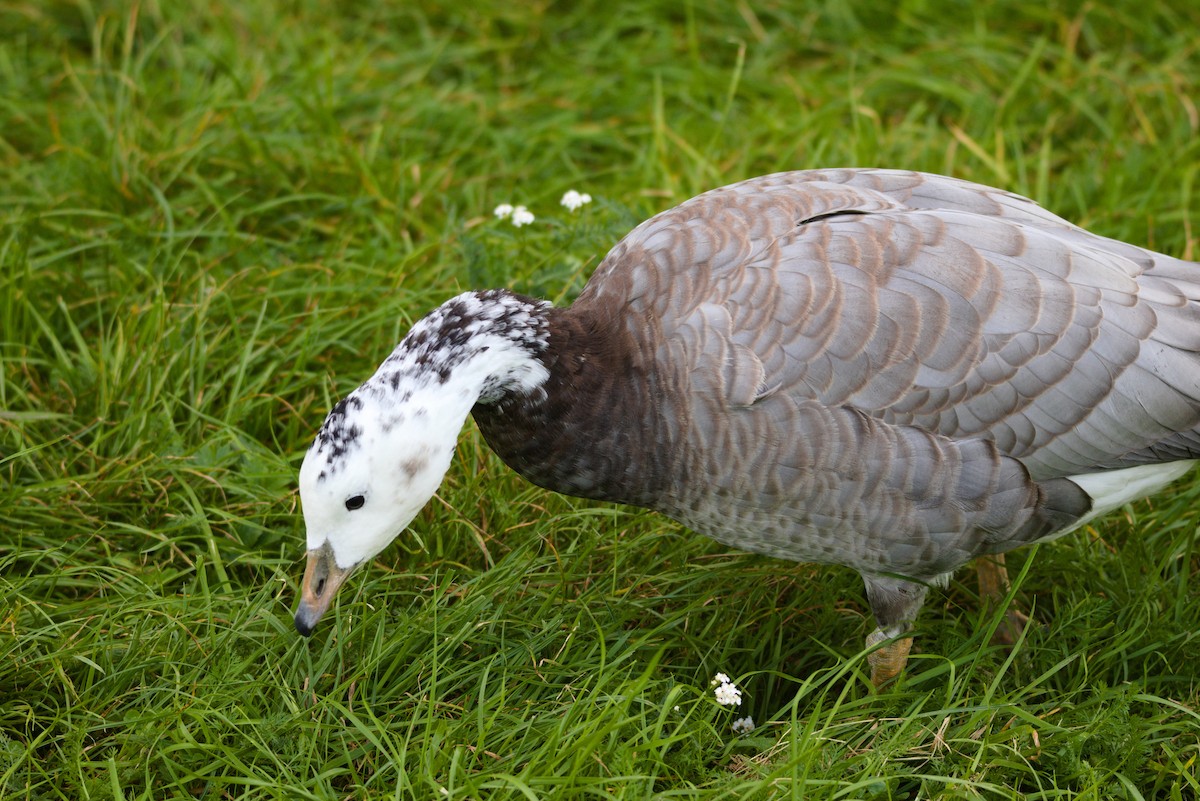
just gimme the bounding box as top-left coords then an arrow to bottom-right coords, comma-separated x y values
297,169 -> 1200,677
478,169 -> 1198,565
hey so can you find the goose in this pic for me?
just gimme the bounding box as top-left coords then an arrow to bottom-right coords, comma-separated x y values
293,168 -> 1200,686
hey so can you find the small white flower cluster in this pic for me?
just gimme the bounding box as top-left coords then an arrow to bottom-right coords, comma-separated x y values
493,189 -> 591,228
711,672 -> 742,706
493,203 -> 535,227
731,716 -> 755,735
560,189 -> 592,211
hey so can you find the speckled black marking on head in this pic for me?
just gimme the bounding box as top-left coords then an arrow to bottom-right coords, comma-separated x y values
365,290 -> 552,400
309,290 -> 552,481
312,393 -> 366,480
410,298 -> 485,379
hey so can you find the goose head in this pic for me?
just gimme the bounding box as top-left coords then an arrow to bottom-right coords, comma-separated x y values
294,290 -> 551,635
294,388 -> 460,635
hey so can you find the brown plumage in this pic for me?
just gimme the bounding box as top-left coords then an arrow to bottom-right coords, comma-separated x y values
296,169 -> 1200,683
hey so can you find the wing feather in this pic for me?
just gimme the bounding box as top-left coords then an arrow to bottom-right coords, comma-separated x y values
582,169 -> 1200,480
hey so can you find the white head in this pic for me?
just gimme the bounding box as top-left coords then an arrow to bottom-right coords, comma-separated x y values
299,389 -> 459,561
294,290 -> 552,635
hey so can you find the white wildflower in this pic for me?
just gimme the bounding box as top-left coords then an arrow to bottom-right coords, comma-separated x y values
560,189 -> 593,211
510,205 -> 535,227
731,716 -> 755,735
713,681 -> 742,707
711,672 -> 730,686
493,203 -> 514,219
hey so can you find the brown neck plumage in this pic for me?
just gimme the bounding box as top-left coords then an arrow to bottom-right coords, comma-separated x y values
471,304 -> 676,510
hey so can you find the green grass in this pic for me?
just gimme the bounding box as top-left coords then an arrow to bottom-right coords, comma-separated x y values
3,0 -> 1200,797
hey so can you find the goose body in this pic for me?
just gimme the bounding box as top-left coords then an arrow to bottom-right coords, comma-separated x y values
295,169 -> 1200,682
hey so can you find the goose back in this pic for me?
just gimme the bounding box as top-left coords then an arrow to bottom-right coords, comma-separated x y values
474,169 -> 1199,578
571,169 -> 1200,478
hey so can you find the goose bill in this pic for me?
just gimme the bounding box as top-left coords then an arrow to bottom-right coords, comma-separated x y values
294,541 -> 354,636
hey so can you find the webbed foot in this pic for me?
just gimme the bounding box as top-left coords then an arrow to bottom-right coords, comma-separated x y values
866,629 -> 913,688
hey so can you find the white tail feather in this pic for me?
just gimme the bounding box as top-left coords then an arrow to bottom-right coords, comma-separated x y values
1046,460 -> 1199,542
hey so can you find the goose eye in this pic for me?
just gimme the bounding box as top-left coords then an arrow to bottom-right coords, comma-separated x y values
344,495 -> 366,511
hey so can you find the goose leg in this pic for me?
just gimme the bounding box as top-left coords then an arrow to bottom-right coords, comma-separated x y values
865,628 -> 912,687
975,553 -> 1029,645
862,574 -> 929,687
975,552 -> 1009,601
